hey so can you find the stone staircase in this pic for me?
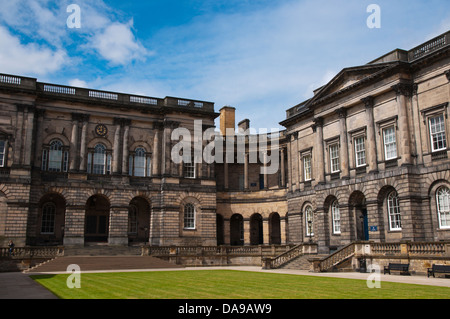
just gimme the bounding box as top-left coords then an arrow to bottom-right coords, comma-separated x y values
63,244 -> 142,256
24,244 -> 182,273
279,254 -> 312,271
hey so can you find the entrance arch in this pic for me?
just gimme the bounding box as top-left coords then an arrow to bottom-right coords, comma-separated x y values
349,191 -> 368,241
250,213 -> 263,245
216,214 -> 225,245
85,195 -> 110,242
37,193 -> 66,245
269,212 -> 281,245
230,214 -> 243,246
128,197 -> 151,244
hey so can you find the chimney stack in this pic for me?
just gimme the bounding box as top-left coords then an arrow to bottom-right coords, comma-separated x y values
219,106 -> 235,136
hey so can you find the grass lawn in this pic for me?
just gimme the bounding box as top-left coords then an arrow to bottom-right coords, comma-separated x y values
30,270 -> 450,299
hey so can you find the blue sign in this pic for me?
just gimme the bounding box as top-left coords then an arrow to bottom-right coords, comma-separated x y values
369,226 -> 378,232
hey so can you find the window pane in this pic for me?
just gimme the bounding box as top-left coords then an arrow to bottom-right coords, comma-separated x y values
303,155 -> 311,181
383,126 -> 397,160
0,140 -> 5,167
330,144 -> 340,173
48,140 -> 63,172
430,115 -> 447,152
355,137 -> 366,167
184,157 -> 195,178
134,148 -> 146,177
437,187 -> 450,228
93,144 -> 106,174
332,201 -> 340,234
388,191 -> 401,230
184,204 -> 195,229
41,203 -> 56,234
305,206 -> 313,236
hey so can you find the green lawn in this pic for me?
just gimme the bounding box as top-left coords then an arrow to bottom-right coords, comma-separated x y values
30,270 -> 450,299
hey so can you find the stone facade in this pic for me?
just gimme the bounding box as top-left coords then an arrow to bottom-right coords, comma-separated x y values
0,31 -> 449,253
0,76 -> 218,247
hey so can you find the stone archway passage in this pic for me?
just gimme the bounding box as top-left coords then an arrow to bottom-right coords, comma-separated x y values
85,195 -> 110,242
250,213 -> 263,245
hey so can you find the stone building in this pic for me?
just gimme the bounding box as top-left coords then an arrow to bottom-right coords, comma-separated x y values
0,76 -> 218,247
280,31 -> 450,253
0,31 -> 449,254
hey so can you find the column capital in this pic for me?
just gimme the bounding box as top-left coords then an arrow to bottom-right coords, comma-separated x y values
311,117 -> 324,132
336,107 -> 347,118
361,96 -> 374,108
391,82 -> 414,97
445,70 -> 450,81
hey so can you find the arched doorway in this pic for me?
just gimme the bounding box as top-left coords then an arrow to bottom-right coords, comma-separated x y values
250,213 -> 263,245
128,197 -> 151,244
269,213 -> 281,245
216,214 -> 225,245
349,191 -> 368,241
37,193 -> 66,245
230,214 -> 243,246
85,195 -> 110,242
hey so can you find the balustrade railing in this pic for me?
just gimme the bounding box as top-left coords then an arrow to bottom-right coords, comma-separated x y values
0,246 -> 64,258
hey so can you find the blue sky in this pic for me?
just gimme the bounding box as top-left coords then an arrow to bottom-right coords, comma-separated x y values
0,0 -> 449,130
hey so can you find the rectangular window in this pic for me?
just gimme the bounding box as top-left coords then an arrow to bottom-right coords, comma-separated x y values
383,126 -> 397,160
48,149 -> 62,172
329,144 -> 340,173
303,154 -> 312,181
429,114 -> 447,152
354,137 -> 366,167
0,140 -> 5,167
184,157 -> 196,178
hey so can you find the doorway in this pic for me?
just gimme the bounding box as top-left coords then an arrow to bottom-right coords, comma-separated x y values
85,195 -> 110,242
357,208 -> 369,241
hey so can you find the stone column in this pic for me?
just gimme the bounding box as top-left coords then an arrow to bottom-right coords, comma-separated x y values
392,83 -> 413,166
109,206 -> 129,245
121,122 -> 130,174
69,114 -> 80,171
280,216 -> 286,244
64,205 -> 85,246
23,106 -> 35,167
280,148 -> 285,187
34,110 -> 45,168
224,162 -> 229,190
112,119 -> 121,174
262,218 -> 269,244
362,96 -> 378,172
79,115 -> 89,171
312,118 -> 325,184
244,152 -> 249,190
336,108 -> 349,178
152,123 -> 162,176
243,218 -> 250,245
13,105 -> 25,166
263,151 -> 268,189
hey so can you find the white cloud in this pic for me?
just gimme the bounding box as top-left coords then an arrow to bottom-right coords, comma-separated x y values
68,78 -> 88,88
0,26 -> 67,75
89,20 -> 151,66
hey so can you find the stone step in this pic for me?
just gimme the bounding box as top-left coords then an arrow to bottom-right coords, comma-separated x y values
64,245 -> 142,257
25,256 -> 183,273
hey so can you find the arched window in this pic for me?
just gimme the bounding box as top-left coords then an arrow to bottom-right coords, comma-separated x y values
41,203 -> 56,234
387,191 -> 401,230
129,147 -> 151,177
42,139 -> 68,172
87,144 -> 111,175
305,205 -> 314,237
436,186 -> 450,229
184,203 -> 196,229
331,200 -> 341,234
